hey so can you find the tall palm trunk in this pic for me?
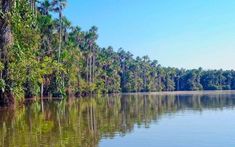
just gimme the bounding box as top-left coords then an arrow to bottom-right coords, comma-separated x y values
29,0 -> 36,14
86,56 -> 89,83
89,55 -> 92,84
92,54 -> 95,83
58,8 -> 62,62
56,6 -> 63,97
0,0 -> 14,106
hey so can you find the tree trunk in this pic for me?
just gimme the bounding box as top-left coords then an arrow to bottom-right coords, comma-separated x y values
29,0 -> 36,15
86,57 -> 89,83
89,55 -> 92,84
58,9 -> 62,63
40,82 -> 44,112
92,54 -> 95,83
40,81 -> 44,99
177,78 -> 180,91
0,0 -> 14,106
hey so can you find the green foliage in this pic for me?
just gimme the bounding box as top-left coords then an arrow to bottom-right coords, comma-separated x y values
0,79 -> 6,92
1,0 -> 235,106
9,0 -> 41,100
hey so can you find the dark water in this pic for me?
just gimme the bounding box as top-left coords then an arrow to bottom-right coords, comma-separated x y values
1,91 -> 235,147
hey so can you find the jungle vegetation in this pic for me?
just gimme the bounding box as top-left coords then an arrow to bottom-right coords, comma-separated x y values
1,0 -> 235,106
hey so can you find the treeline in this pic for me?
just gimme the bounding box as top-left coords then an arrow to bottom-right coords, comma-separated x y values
1,0 -> 235,106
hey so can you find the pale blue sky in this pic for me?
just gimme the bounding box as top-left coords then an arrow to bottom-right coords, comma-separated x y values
64,0 -> 235,70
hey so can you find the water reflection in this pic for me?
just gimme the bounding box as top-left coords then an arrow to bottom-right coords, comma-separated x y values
1,92 -> 235,147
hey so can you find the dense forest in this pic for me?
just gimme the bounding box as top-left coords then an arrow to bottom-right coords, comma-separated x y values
1,0 -> 235,106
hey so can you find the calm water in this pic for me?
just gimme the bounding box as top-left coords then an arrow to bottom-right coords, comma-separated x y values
1,91 -> 235,147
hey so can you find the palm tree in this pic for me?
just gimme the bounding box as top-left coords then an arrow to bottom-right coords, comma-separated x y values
37,0 -> 52,15
54,16 -> 71,43
51,0 -> 67,62
88,26 -> 98,84
141,55 -> 151,92
77,26 -> 98,87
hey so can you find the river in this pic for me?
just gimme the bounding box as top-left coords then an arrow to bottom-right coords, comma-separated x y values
1,91 -> 235,147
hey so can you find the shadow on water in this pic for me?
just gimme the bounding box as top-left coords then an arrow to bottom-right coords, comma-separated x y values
1,92 -> 235,146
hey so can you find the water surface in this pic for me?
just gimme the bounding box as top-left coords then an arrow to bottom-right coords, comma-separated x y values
1,91 -> 235,147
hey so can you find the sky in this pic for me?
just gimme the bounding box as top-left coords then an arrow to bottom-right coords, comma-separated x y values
64,0 -> 235,70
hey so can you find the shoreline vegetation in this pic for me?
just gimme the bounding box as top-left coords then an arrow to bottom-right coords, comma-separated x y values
1,1 -> 235,107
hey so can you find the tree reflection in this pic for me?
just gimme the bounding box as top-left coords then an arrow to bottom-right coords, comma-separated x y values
0,93 -> 235,146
